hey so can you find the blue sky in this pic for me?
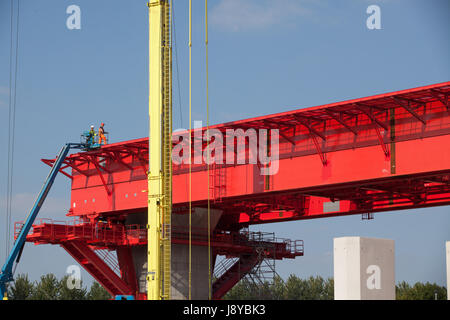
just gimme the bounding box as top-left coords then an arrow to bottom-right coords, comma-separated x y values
0,0 -> 449,289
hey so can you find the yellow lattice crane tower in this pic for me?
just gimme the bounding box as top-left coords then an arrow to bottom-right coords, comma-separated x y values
147,0 -> 172,300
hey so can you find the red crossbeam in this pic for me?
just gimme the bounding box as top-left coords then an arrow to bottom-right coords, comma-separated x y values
19,220 -> 303,260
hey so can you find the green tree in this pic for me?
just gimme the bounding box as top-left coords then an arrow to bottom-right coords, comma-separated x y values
7,273 -> 112,300
7,274 -> 34,300
87,282 -> 112,300
224,280 -> 259,300
256,280 -> 275,300
269,275 -> 286,300
59,275 -> 87,300
31,273 -> 60,300
225,275 -> 334,300
396,281 -> 447,300
323,278 -> 334,300
284,274 -> 305,299
304,276 -> 328,300
396,281 -> 412,299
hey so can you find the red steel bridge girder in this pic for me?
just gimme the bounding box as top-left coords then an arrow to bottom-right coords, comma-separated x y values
17,220 -> 303,261
30,81 -> 450,299
40,82 -> 450,230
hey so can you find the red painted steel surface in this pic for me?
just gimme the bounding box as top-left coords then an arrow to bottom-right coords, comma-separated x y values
40,81 -> 450,228
17,220 -> 303,260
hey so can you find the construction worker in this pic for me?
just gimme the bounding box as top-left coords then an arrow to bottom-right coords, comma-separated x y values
98,122 -> 107,145
88,125 -> 96,146
95,216 -> 108,238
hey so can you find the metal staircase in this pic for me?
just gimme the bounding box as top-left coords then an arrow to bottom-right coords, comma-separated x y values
212,230 -> 304,299
212,254 -> 259,300
61,240 -> 132,297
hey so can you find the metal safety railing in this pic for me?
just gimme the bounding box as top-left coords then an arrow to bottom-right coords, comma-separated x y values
14,218 -> 147,246
15,218 -> 303,258
171,226 -> 304,257
96,249 -> 120,276
213,257 -> 239,279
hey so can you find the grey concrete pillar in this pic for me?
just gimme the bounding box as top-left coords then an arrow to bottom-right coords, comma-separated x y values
171,207 -> 222,300
125,208 -> 222,299
334,237 -> 395,300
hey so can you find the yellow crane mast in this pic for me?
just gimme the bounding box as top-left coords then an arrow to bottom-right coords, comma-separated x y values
147,0 -> 172,300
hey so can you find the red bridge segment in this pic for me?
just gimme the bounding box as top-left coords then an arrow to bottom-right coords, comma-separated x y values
41,82 -> 450,228
29,82 -> 449,299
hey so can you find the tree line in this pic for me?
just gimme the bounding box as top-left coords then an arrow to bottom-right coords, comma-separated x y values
6,273 -> 111,300
6,273 -> 447,300
224,275 -> 448,300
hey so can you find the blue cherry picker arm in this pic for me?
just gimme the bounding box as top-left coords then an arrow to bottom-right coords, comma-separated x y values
0,142 -> 93,299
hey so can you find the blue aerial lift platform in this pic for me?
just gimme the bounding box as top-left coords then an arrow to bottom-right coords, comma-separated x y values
0,139 -> 101,299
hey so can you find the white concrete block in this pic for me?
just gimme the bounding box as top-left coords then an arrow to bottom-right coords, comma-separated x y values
334,237 -> 395,300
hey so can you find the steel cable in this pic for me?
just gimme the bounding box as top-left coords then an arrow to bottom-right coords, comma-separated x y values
5,0 -> 20,261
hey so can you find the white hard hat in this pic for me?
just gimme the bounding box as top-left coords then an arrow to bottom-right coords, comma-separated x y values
91,125 -> 94,128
